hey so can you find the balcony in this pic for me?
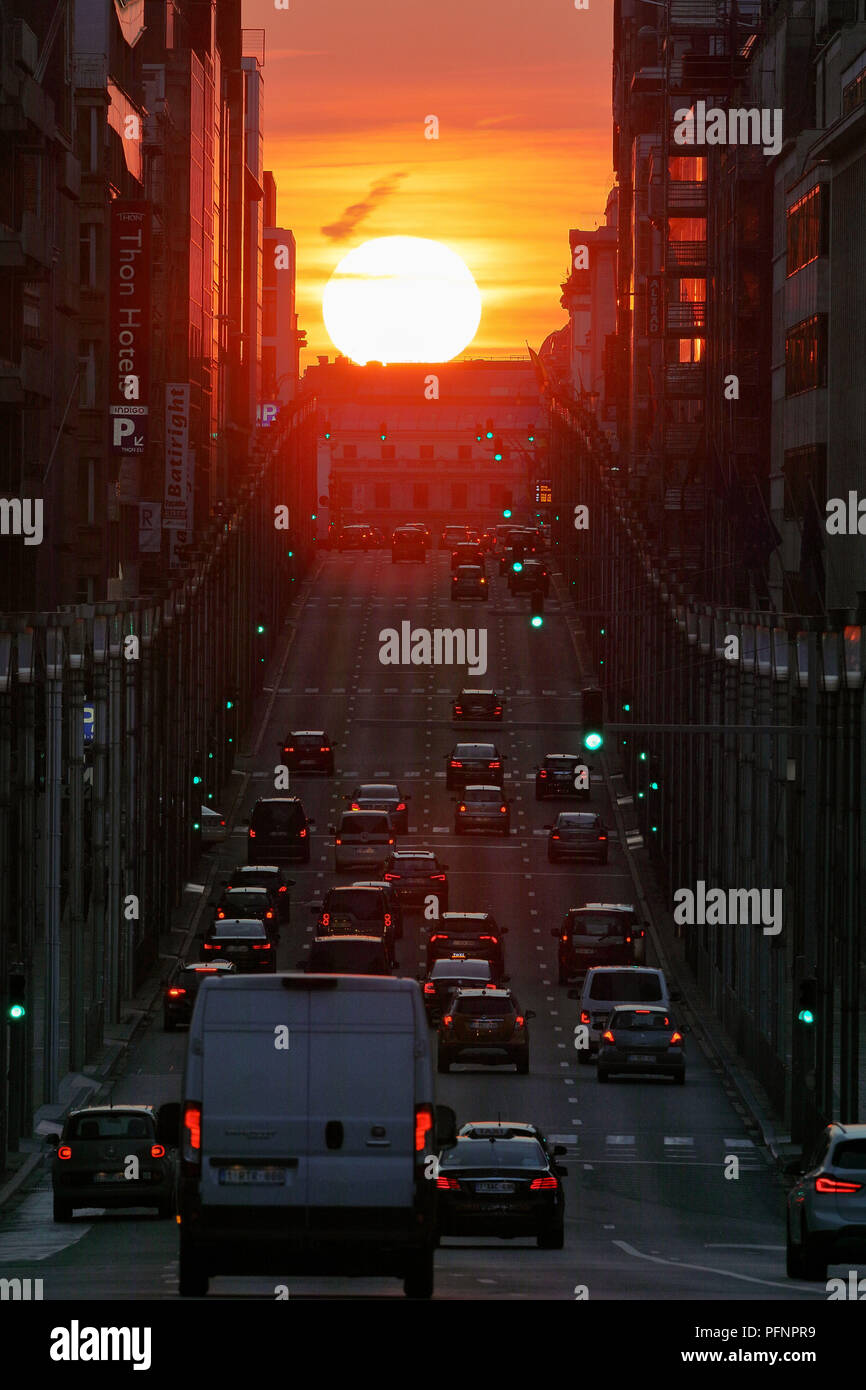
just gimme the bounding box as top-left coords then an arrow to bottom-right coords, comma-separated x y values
667,181 -> 707,214
668,0 -> 730,29
666,301 -> 706,333
665,239 -> 707,271
664,423 -> 703,455
0,345 -> 45,403
665,363 -> 706,396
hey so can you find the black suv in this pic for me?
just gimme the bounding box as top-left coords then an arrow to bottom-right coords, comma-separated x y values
248,796 -> 313,864
224,864 -> 295,923
214,886 -> 280,943
452,689 -> 503,723
391,527 -> 426,562
311,885 -> 397,964
552,903 -> 647,984
163,960 -> 235,1029
445,743 -> 506,789
280,731 -> 336,775
426,911 -> 508,977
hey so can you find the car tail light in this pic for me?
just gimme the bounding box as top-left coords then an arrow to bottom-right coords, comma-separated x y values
529,1175 -> 559,1189
598,835 -> 607,842
560,933 -> 568,942
580,1010 -> 591,1025
625,936 -> 632,943
285,746 -> 294,753
167,987 -> 186,998
278,885 -> 287,894
488,760 -> 500,768
220,820 -> 225,827
480,578 -> 486,584
58,1145 -> 72,1160
252,944 -> 270,951
442,1015 -> 453,1028
182,1103 -> 202,1168
515,1015 -> 525,1027
450,760 -> 462,767
424,982 -> 436,994
602,1030 -> 615,1044
415,1105 -> 433,1153
320,913 -> 330,927
454,706 -> 463,714
500,805 -> 507,814
669,1032 -> 684,1046
479,934 -> 495,941
299,827 -> 307,838
431,873 -> 446,881
539,770 -> 547,778
396,802 -> 406,811
815,1176 -> 863,1194
335,839 -> 342,846
320,746 -> 330,753
249,828 -> 256,837
384,872 -> 399,880
151,1144 -> 166,1159
494,707 -> 502,715
436,1175 -> 461,1190
203,942 -> 215,950
265,910 -> 274,919
551,834 -> 560,840
384,913 -> 392,928
429,934 -> 446,943
458,804 -> 467,813
217,909 -> 225,919
388,838 -> 395,845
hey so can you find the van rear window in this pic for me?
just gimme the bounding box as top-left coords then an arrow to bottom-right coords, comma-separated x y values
325,890 -> 383,920
253,802 -> 303,829
588,972 -> 662,1001
339,813 -> 390,833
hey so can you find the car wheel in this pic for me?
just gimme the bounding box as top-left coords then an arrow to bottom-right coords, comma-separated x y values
437,1054 -> 451,1074
597,1068 -> 610,1082
164,1015 -> 176,1032
515,1053 -> 529,1075
786,1218 -> 806,1278
53,1196 -> 73,1223
403,1249 -> 434,1299
537,1224 -> 565,1251
179,1243 -> 209,1297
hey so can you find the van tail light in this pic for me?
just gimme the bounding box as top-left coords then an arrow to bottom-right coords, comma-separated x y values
602,1030 -> 615,1044
151,1144 -> 166,1159
384,872 -> 399,881
436,1175 -> 460,1190
441,1015 -> 453,1028
299,827 -> 307,838
431,874 -> 446,881
815,1176 -> 863,1194
167,987 -> 187,998
580,1010 -> 591,1025
529,1175 -> 558,1189
669,1031 -> 684,1046
551,834 -> 560,841
249,828 -> 256,837
321,913 -> 330,927
182,1103 -> 202,1170
58,1145 -> 72,1160
423,982 -> 436,994
415,1104 -> 433,1154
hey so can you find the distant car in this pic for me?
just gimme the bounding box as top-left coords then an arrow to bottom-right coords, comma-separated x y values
457,1121 -> 567,1166
441,524 -> 471,549
452,689 -> 503,723
199,806 -> 228,842
248,796 -> 313,865
163,960 -> 235,1030
365,525 -> 386,547
352,878 -> 404,939
311,884 -> 397,964
535,753 -> 591,801
546,811 -> 608,864
454,784 -> 511,836
446,742 -> 506,789
426,912 -> 507,977
420,957 -> 494,1023
437,989 -> 534,1073
383,850 -> 449,911
330,809 -> 395,872
450,543 -> 486,571
391,527 -> 427,562
201,918 -> 276,973
401,522 -> 431,548
571,965 -> 672,1061
345,782 -> 410,834
214,886 -> 279,942
280,730 -> 336,775
451,565 -> 488,601
507,558 -> 549,596
552,902 -> 647,982
786,1122 -> 866,1280
300,935 -> 391,975
597,1005 -> 686,1084
49,1104 -> 178,1222
224,864 -> 295,923
435,1134 -> 565,1247
338,524 -> 373,550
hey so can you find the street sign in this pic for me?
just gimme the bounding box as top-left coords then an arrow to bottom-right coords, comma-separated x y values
83,704 -> 95,745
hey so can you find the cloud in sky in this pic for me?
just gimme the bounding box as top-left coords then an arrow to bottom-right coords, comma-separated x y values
320,172 -> 409,241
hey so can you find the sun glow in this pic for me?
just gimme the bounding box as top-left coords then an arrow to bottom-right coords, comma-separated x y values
322,236 -> 482,365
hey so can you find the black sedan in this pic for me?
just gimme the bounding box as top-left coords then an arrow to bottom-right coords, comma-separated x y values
224,864 -> 295,923
346,782 -> 410,834
452,689 -> 504,723
213,886 -> 279,943
435,1135 -> 566,1248
383,851 -> 449,911
597,1005 -> 686,1084
280,730 -> 336,775
535,753 -> 591,801
420,957 -> 494,1023
445,743 -> 506,789
457,1121 -> 568,1167
546,811 -> 608,864
163,959 -> 235,1029
201,918 -> 276,972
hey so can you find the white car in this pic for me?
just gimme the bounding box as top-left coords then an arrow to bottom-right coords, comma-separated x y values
570,966 -> 674,1062
199,806 -> 228,843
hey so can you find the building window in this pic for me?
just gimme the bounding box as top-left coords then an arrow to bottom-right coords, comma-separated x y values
78,341 -> 97,408
78,459 -> 96,525
413,482 -> 428,509
380,444 -> 395,460
786,187 -> 825,276
451,482 -> 468,510
79,225 -> 99,289
842,67 -> 866,116
375,482 -> 390,509
458,445 -> 472,460
785,315 -> 827,395
419,444 -> 434,460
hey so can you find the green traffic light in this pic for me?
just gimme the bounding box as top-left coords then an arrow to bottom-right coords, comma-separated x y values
650,781 -> 659,790
192,774 -> 203,785
512,561 -> 523,572
622,702 -> 631,712
530,615 -> 543,628
503,508 -> 512,519
9,1003 -> 25,1020
583,732 -> 603,751
288,550 -> 294,557
486,430 -> 494,440
225,699 -> 234,710
494,451 -> 503,461
256,623 -> 265,635
639,751 -> 648,762
798,1008 -> 815,1025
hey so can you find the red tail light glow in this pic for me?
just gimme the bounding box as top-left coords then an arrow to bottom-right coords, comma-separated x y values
429,934 -> 446,943
285,746 -> 294,753
299,827 -> 307,838
321,913 -> 330,927
451,760 -> 462,767
151,1144 -> 166,1159
602,1030 -> 615,1044
515,1015 -> 525,1027
351,803 -> 360,811
436,1175 -> 460,1190
384,913 -> 392,928
815,1176 -> 863,1194
551,834 -> 560,840
415,1105 -> 433,1152
396,803 -> 406,811
203,942 -> 214,949
529,1175 -> 558,1189
424,982 -> 436,994
217,910 -> 225,918
500,805 -> 507,813
580,1010 -> 590,1025
539,770 -> 547,778
488,761 -> 500,768
459,804 -> 467,813
442,1015 -> 453,1027
249,828 -> 256,837
431,873 -> 446,881
598,835 -> 607,842
183,1104 -> 201,1163
320,746 -> 330,752
167,987 -> 186,997
384,872 -> 399,880
58,1145 -> 72,1160
669,1031 -> 684,1046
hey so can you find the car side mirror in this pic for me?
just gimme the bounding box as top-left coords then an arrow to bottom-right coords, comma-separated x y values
525,1009 -> 536,1020
567,988 -> 581,1000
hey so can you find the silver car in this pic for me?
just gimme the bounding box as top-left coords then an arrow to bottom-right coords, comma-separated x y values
786,1123 -> 866,1280
330,810 -> 395,872
451,565 -> 489,601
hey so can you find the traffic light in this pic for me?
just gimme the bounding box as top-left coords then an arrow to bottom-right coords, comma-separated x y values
512,560 -> 523,573
502,488 -> 513,519
493,437 -> 504,462
7,969 -> 25,1022
798,978 -> 817,1025
485,419 -> 494,440
192,770 -> 203,786
581,687 -> 604,751
530,589 -> 544,628
379,421 -> 387,441
528,430 -> 535,443
475,422 -> 483,443
324,421 -> 332,440
619,694 -> 632,746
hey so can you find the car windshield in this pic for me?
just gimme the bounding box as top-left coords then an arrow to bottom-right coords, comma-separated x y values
610,1010 -> 672,1029
212,922 -> 266,939
545,756 -> 577,768
570,916 -> 628,938
325,891 -> 383,920
455,996 -> 513,1016
558,814 -> 598,827
456,746 -> 495,758
67,1113 -> 155,1141
293,734 -> 324,748
223,892 -> 268,908
442,917 -> 492,932
589,972 -> 662,1002
432,963 -> 489,980
339,813 -> 390,833
394,857 -> 436,871
254,802 -> 302,829
310,943 -> 384,968
442,1139 -> 546,1169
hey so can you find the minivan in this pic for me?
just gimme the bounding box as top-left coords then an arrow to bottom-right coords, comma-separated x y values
248,797 -> 314,865
177,974 -> 457,1298
330,809 -> 395,872
571,966 -> 674,1061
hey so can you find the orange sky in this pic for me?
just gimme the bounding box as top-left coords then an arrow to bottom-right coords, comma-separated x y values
243,0 -> 615,369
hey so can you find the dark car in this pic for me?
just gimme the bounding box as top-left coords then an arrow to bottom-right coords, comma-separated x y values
451,689 -> 503,723
546,811 -> 608,864
280,730 -> 336,776
345,782 -> 410,834
553,902 -> 647,983
49,1104 -> 178,1222
450,543 -> 486,571
451,565 -> 488,601
163,960 -> 235,1030
338,524 -> 373,550
248,796 -> 313,865
426,911 -> 507,977
351,878 -> 404,939
454,784 -> 511,836
224,864 -> 295,923
401,522 -> 431,549
391,527 -> 427,562
535,753 -> 592,801
214,886 -> 279,942
441,523 -> 471,549
445,742 -> 506,789
785,1123 -> 866,1280
299,935 -> 391,975
311,885 -> 397,964
420,957 -> 494,1023
435,1134 -> 565,1247
383,850 -> 449,911
597,1005 -> 686,1084
437,988 -> 533,1073
507,558 -> 550,596
201,918 -> 276,973
457,1121 -> 568,1167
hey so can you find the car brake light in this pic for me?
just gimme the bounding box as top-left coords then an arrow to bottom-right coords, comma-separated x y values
384,872 -> 399,880
299,827 -> 307,838
335,839 -> 342,845
167,987 -> 186,997
669,1032 -> 684,1045
252,944 -> 270,950
249,828 -> 255,837
451,760 -> 462,767
529,1175 -> 558,1189
488,761 -> 500,768
286,746 -> 294,753
431,873 -> 446,881
429,934 -> 446,943
500,805 -> 507,813
351,803 -> 361,811
602,1030 -> 615,1043
203,942 -> 214,950
551,834 -> 560,840
220,820 -> 225,827
625,936 -> 632,943
151,1144 -> 166,1159
321,913 -> 330,927
266,910 -> 274,919
459,804 -> 467,812
217,909 -> 225,918
396,803 -> 406,811
539,770 -> 547,778
436,1175 -> 461,1190
58,1145 -> 72,1160
388,838 -> 395,845
515,1015 -> 525,1027
320,746 -> 330,752
442,1015 -> 453,1027
278,885 -> 287,893
384,913 -> 392,928
580,1010 -> 590,1025
415,1105 -> 433,1153
598,835 -> 607,842
480,578 -> 486,584
454,706 -> 463,714
182,1103 -> 201,1166
479,934 -> 495,941
815,1175 -> 863,1194
560,933 -> 568,942
423,982 -> 436,994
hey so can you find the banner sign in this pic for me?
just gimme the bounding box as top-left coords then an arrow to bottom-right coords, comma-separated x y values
109,200 -> 150,455
163,383 -> 191,528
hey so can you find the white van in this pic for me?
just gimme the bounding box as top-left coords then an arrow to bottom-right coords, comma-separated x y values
571,966 -> 674,1062
177,973 -> 456,1298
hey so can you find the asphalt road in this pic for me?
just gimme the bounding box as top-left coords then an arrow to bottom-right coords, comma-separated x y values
0,546 -> 844,1299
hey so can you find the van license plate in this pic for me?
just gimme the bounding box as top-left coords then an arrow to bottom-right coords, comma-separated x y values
476,1181 -> 514,1194
219,1168 -> 286,1185
628,1054 -> 653,1063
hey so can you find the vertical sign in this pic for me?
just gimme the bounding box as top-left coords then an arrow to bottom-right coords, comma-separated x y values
109,200 -> 151,456
163,383 -> 190,528
646,276 -> 663,337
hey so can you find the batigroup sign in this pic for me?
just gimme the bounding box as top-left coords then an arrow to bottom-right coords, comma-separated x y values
163,384 -> 193,529
109,200 -> 151,456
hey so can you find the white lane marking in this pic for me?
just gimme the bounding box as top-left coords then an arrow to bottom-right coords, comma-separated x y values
183,883 -> 207,895
332,688 -> 346,694
432,827 -> 449,833
664,1137 -> 694,1146
304,687 -> 319,693
607,1135 -> 635,1145
724,1138 -> 756,1147
612,1240 -> 804,1290
705,1244 -> 785,1250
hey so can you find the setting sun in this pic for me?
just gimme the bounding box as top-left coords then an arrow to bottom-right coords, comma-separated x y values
321,236 -> 482,365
